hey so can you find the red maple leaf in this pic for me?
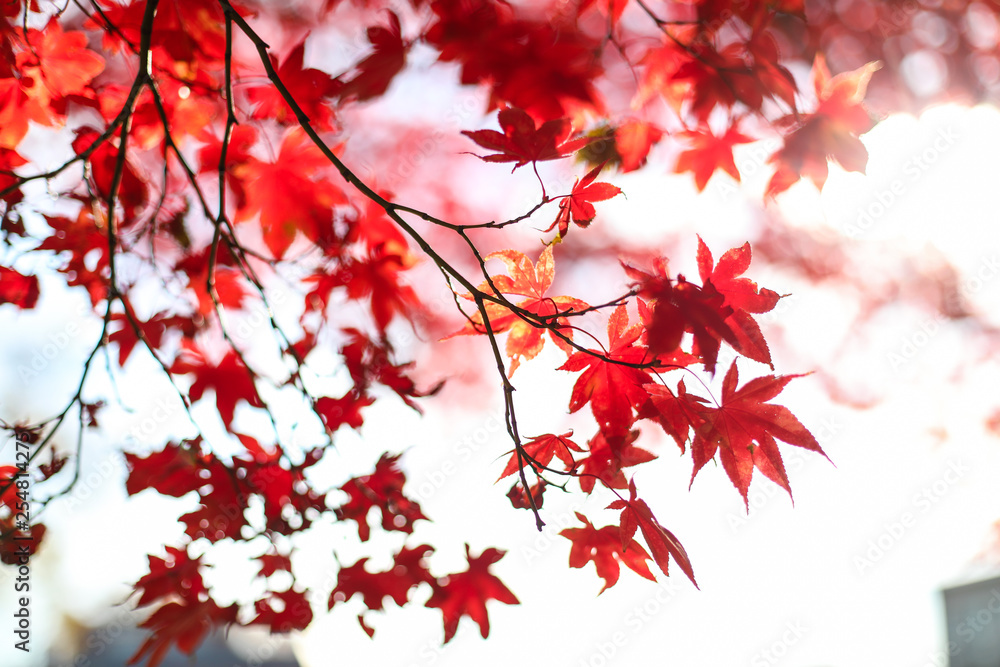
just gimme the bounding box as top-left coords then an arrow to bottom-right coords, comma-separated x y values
256,552 -> 293,578
196,125 -> 258,209
659,278 -> 735,370
688,360 -> 826,505
172,245 -> 250,319
17,20 -> 103,105
108,308 -> 196,366
334,453 -> 427,541
124,440 -> 204,498
96,79 -> 215,149
615,119 -> 663,172
35,206 -> 109,306
696,236 -> 780,367
133,547 -> 208,608
608,479 -> 697,586
0,520 -> 45,566
330,558 -> 401,609
336,243 -> 420,332
548,162 -> 622,237
767,56 -> 880,197
577,0 -> 629,27
338,328 -> 440,410
697,236 -> 780,314
0,75 -> 54,150
170,344 -> 264,429
330,544 -> 435,636
425,545 -> 519,643
745,29 -> 798,111
344,194 -> 409,255
624,257 -> 737,374
640,380 -> 698,452
560,512 -> 655,593
424,2 -> 604,120
671,42 -> 765,121
674,124 -> 753,191
636,40 -> 690,110
339,11 -> 408,102
559,304 -> 657,437
251,589 -> 314,631
506,479 -> 546,509
462,107 -> 591,170
316,392 -> 375,433
0,465 -> 22,510
575,428 -> 656,493
247,41 -> 340,129
241,450 -> 307,534
129,546 -> 238,667
0,147 -> 26,209
125,440 -> 251,542
237,129 -> 348,258
0,266 -> 39,308
128,598 -> 238,667
91,0 -> 235,82
497,431 -> 582,480
72,128 -> 148,219
37,448 -> 67,480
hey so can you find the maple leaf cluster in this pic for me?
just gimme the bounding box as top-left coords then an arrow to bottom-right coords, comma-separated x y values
3,0 -> 978,661
464,236 -> 823,591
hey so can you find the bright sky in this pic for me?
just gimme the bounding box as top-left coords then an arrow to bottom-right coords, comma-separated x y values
3,104 -> 1000,667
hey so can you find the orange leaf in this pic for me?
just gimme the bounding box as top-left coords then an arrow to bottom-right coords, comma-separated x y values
446,245 -> 589,375
615,119 -> 663,172
237,129 -> 347,258
766,57 -> 881,196
18,21 -> 104,104
674,125 -> 753,191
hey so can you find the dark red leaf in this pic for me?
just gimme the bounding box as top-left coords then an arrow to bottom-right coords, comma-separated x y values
425,545 -> 519,643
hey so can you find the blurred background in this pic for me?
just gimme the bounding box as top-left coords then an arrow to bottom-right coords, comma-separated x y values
6,0 -> 1000,657
2,101 -> 1000,667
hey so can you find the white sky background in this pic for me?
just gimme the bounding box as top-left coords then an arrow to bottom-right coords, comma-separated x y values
3,91 -> 1000,667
